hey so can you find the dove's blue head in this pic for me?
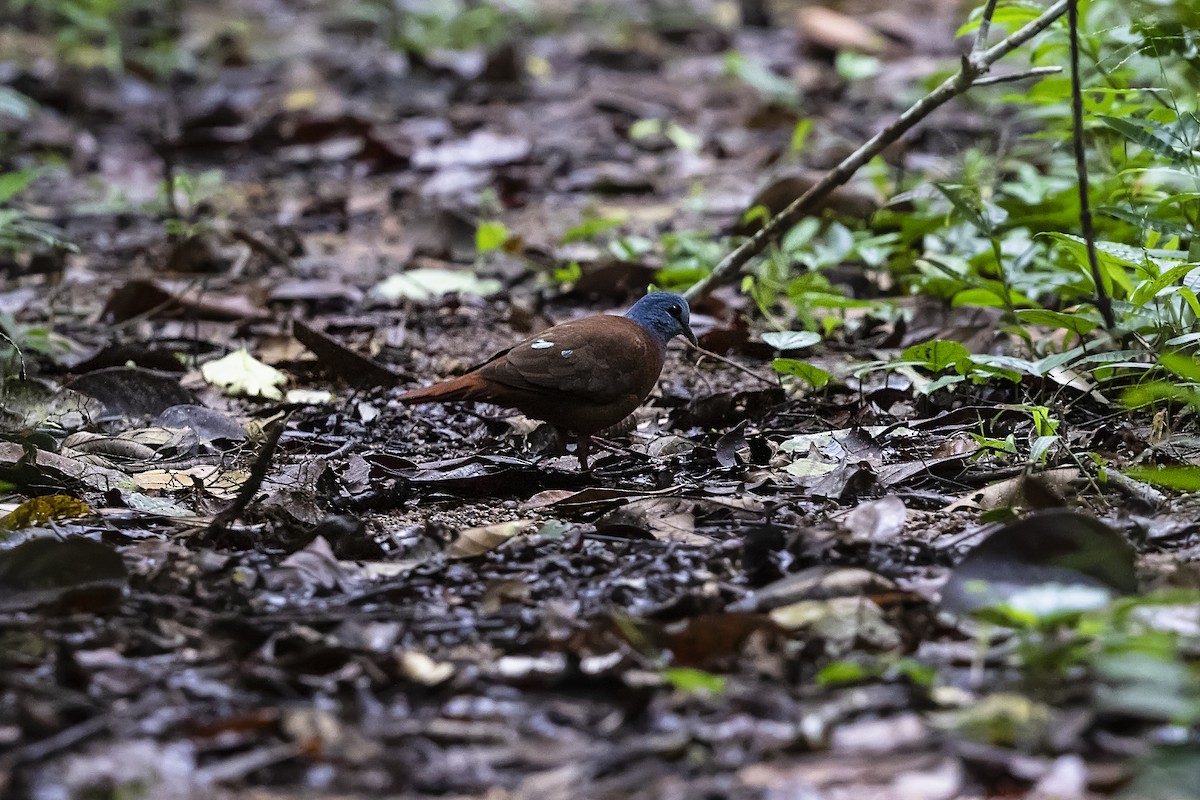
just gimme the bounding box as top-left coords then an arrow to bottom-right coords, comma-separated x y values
625,291 -> 698,349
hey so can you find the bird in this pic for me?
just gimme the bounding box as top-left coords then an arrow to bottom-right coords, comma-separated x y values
398,292 -> 698,469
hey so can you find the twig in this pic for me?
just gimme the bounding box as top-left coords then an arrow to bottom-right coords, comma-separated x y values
972,0 -> 1001,56
1068,0 -> 1116,330
685,0 -> 1070,301
686,341 -> 779,388
1099,466 -> 1166,510
155,106 -> 181,226
206,414 -> 290,543
0,329 -> 27,380
971,66 -> 1062,87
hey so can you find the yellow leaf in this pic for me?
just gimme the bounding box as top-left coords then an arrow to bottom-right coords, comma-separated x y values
0,495 -> 92,531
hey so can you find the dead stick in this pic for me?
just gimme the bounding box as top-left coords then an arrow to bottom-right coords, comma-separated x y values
207,414 -> 290,541
686,0 -> 1070,301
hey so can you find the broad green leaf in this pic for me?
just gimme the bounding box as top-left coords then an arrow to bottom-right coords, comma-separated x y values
629,118 -> 661,141
941,510 -> 1137,623
1123,380 -> 1200,410
1159,353 -> 1200,382
934,183 -> 989,232
956,1 -> 1046,37
1124,466 -> 1200,491
1130,263 -> 1200,308
952,287 -> 1010,308
0,170 -> 35,205
663,667 -> 727,696
1098,116 -> 1198,166
1015,309 -> 1100,336
772,359 -> 832,388
901,340 -> 972,373
817,660 -> 872,686
835,52 -> 881,81
724,51 -> 801,108
781,217 -> 820,255
922,374 -> 967,394
1042,232 -> 1136,296
1030,435 -> 1059,464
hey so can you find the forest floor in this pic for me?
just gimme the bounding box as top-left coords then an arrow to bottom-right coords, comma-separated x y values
1,1 -> 1198,798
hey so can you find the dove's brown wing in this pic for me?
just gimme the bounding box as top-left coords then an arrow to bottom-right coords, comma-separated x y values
470,315 -> 665,431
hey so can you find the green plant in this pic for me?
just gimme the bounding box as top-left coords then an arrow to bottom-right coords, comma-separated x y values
0,170 -> 73,254
14,0 -> 190,78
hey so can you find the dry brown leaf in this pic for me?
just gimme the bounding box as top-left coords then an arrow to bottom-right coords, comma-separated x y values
447,519 -> 536,559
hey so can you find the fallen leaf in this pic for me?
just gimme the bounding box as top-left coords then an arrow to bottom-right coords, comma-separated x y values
940,510 -> 1138,622
369,268 -> 502,303
447,519 -> 535,559
201,348 -> 287,400
842,496 -> 907,543
0,494 -> 92,532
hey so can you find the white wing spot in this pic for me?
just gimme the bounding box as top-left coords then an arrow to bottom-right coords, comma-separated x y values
560,349 -> 573,358
530,339 -> 554,349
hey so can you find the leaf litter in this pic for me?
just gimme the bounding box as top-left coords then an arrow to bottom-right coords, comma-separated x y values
1,0 -> 1198,798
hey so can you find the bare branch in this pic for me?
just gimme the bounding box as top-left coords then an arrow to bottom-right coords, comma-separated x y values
972,66 -> 1062,87
973,0 -> 1002,57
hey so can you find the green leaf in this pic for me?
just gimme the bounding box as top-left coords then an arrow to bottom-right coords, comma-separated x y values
835,52 -> 881,81
1159,353 -> 1200,382
475,221 -> 509,253
1042,232 -> 1136,296
662,667 -> 727,696
951,287 -> 1010,308
1098,116 -> 1198,166
629,118 -> 662,141
1122,380 -> 1200,410
934,183 -> 990,232
901,340 -> 972,373
1097,206 -> 1195,239
562,215 -> 624,243
0,170 -> 35,205
664,122 -> 701,153
1130,263 -> 1200,308
1015,309 -> 1100,337
817,660 -> 872,686
1124,466 -> 1200,491
956,1 -> 1046,37
723,51 -> 801,108
772,359 -> 832,388
789,119 -> 813,154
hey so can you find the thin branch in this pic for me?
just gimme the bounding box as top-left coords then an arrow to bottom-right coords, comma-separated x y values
1068,0 -> 1116,330
686,0 -> 1070,302
971,66 -> 1062,87
973,0 -> 1002,56
686,340 -> 779,388
206,414 -> 290,545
